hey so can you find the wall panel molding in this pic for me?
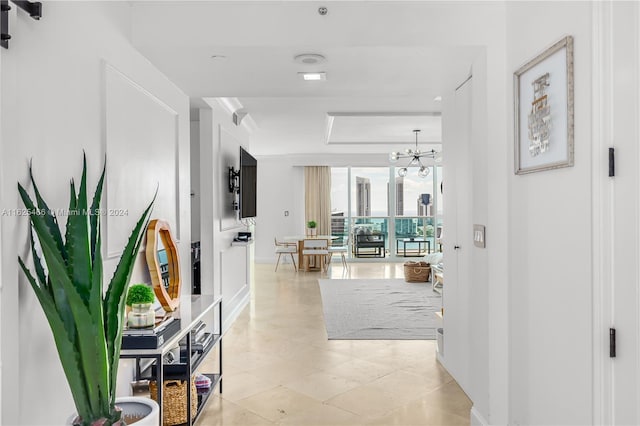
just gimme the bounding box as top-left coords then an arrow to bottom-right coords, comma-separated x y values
103,62 -> 180,258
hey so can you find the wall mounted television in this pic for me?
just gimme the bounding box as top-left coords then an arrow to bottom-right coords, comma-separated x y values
239,146 -> 257,219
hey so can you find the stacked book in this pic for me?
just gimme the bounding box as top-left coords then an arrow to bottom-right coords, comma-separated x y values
121,316 -> 181,350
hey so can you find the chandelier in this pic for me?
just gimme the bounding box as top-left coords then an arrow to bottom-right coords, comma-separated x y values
389,129 -> 439,177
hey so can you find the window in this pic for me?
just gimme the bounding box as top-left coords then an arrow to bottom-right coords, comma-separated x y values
330,165 -> 442,258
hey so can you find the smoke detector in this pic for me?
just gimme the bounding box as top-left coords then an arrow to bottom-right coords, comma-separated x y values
294,53 -> 326,65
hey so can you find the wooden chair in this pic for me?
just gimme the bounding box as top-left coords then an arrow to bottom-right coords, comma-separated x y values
274,237 -> 298,272
302,239 -> 329,272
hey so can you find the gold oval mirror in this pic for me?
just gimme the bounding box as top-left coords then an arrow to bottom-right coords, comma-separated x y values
145,219 -> 181,312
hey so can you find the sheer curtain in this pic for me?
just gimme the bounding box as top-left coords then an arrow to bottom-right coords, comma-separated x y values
304,166 -> 332,236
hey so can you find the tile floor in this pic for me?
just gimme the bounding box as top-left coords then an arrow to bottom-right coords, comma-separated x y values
197,262 -> 471,425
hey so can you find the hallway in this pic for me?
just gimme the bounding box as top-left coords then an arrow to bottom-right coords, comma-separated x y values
199,263 -> 471,425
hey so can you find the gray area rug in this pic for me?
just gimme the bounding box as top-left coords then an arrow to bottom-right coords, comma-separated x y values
318,278 -> 442,340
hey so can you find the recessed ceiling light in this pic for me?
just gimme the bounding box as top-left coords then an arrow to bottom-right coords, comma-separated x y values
294,54 -> 326,65
299,72 -> 326,81
434,95 -> 442,102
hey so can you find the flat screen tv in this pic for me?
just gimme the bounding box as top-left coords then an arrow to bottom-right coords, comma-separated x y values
240,146 -> 257,219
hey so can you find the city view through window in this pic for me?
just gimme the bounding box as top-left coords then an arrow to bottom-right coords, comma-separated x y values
330,166 -> 443,258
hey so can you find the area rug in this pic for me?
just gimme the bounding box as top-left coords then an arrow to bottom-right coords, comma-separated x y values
318,278 -> 442,340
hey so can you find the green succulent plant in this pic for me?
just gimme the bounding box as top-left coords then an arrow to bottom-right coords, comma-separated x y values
126,284 -> 155,306
307,220 -> 317,229
17,155 -> 155,426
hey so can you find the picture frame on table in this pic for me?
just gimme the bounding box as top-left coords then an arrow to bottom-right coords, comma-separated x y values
514,35 -> 574,175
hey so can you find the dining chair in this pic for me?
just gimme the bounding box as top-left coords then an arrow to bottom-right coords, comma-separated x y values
302,238 -> 329,272
328,236 -> 349,270
274,237 -> 298,272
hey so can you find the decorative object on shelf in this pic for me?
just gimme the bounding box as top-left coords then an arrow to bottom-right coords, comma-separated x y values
389,129 -> 440,177
514,35 -> 574,174
126,284 -> 156,328
306,220 -> 318,237
146,219 -> 181,312
150,378 -> 197,426
194,374 -> 212,393
18,155 -> 156,426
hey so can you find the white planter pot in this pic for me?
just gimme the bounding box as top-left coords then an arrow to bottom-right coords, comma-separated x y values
117,397 -> 159,425
68,396 -> 159,425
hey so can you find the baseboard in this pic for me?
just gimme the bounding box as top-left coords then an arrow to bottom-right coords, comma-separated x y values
470,406 -> 489,426
222,285 -> 249,333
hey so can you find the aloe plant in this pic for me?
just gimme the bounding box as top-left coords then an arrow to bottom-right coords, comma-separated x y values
17,155 -> 155,426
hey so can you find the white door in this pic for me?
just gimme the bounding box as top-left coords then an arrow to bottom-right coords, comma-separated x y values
596,2 -> 640,423
442,77 -> 473,391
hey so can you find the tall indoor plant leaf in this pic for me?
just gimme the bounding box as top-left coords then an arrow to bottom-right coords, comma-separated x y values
18,155 -> 154,425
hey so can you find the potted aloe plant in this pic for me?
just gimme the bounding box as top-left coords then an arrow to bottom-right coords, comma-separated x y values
17,155 -> 157,426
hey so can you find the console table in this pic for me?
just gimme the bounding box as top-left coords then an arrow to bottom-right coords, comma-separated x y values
120,295 -> 222,425
396,238 -> 431,257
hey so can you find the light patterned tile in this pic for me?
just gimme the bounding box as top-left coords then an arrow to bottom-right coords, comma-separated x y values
283,371 -> 362,401
212,263 -> 470,426
234,386 -> 327,423
197,395 -> 275,425
324,384 -> 408,418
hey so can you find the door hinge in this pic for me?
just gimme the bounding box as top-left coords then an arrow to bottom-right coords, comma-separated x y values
609,147 -> 615,177
610,328 -> 616,358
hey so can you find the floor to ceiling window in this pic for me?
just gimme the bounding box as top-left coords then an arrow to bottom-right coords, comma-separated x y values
331,165 -> 442,259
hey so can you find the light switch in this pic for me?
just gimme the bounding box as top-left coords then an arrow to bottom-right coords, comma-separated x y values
473,224 -> 485,248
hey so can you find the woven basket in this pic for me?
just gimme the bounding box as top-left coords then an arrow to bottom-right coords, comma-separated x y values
150,378 -> 197,426
404,261 -> 431,282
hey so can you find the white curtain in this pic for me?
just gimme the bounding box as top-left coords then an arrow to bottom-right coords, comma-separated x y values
304,166 -> 332,236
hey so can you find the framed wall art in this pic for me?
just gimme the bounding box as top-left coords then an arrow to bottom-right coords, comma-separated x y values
514,36 -> 574,175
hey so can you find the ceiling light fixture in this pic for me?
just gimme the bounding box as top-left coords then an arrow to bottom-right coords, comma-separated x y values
294,53 -> 326,65
389,130 -> 440,178
434,95 -> 442,102
299,72 -> 326,81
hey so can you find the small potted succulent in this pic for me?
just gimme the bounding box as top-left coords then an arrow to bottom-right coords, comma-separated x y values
306,220 -> 317,237
126,284 -> 156,328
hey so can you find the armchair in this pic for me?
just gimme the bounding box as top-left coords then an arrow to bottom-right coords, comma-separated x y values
353,231 -> 386,258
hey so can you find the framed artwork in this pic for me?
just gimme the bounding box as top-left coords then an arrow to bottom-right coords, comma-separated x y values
514,36 -> 574,175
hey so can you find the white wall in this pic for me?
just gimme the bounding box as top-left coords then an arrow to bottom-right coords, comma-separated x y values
191,119 -> 201,240
0,3 -> 190,424
197,101 -> 251,330
506,2 -> 593,424
255,157 -> 304,263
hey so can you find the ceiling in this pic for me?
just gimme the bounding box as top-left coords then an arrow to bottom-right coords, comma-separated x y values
131,1 -> 496,156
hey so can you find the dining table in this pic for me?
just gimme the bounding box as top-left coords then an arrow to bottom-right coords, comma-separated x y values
282,235 -> 338,271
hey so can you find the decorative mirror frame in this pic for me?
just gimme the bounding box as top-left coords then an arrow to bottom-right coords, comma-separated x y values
145,219 -> 181,312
